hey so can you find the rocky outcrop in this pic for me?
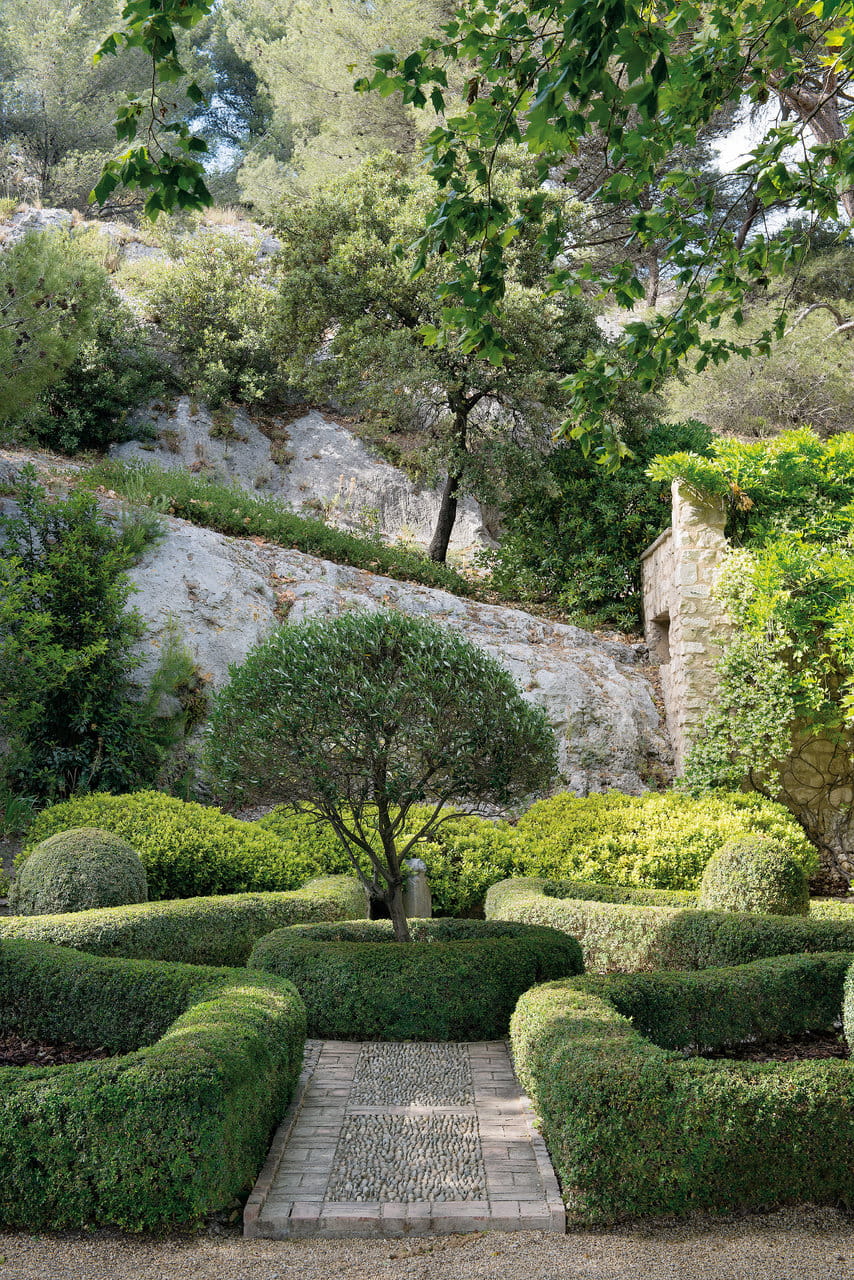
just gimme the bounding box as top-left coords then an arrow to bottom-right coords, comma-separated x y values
128,512 -> 669,795
112,399 -> 494,557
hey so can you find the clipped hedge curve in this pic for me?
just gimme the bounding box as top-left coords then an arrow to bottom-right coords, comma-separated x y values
0,939 -> 306,1230
510,953 -> 854,1223
249,918 -> 584,1040
0,876 -> 366,966
486,877 -> 854,972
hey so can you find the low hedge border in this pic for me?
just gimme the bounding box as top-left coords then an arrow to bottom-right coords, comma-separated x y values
510,952 -> 854,1223
0,939 -> 306,1229
248,918 -> 584,1040
0,876 -> 366,965
486,877 -> 854,972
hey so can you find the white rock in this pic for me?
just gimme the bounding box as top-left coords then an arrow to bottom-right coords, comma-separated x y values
112,398 -> 493,557
127,512 -> 669,793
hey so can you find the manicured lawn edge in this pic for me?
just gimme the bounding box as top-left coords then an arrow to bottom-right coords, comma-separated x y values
510,952 -> 854,1223
0,940 -> 306,1229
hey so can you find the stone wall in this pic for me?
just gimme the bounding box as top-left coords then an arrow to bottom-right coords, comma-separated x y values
641,485 -> 854,886
640,482 -> 730,771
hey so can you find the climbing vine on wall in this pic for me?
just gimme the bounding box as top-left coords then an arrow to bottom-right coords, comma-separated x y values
650,430 -> 854,793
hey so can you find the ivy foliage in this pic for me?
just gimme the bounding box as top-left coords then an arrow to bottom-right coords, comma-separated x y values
361,0 -> 854,457
487,419 -> 712,629
650,430 -> 854,795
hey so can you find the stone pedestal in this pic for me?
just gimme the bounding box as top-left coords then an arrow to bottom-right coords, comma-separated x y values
403,858 -> 432,918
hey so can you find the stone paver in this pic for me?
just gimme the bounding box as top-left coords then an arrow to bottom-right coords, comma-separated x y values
244,1040 -> 565,1239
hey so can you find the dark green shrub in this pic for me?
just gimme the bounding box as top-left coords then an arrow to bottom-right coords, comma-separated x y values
24,790 -> 325,900
141,232 -> 280,406
206,609 -> 557,940
0,474 -> 182,800
511,953 -> 854,1223
698,835 -> 809,916
0,939 -> 305,1229
13,291 -> 166,453
1,875 -> 365,964
487,876 -> 854,972
0,231 -> 105,423
487,420 -> 713,629
9,827 -> 148,916
249,917 -> 583,1040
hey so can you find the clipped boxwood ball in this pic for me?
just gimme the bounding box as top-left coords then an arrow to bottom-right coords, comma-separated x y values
10,827 -> 148,916
698,835 -> 809,916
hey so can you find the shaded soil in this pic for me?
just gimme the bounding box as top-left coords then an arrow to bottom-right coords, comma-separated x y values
0,1033 -> 111,1067
700,1030 -> 849,1063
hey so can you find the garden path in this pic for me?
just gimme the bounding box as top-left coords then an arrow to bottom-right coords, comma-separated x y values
245,1040 -> 563,1238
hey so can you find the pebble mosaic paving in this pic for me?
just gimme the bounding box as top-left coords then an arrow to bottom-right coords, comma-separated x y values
244,1039 -> 565,1239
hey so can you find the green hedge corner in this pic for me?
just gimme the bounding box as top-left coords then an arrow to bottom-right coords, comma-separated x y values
0,939 -> 306,1230
511,952 -> 854,1223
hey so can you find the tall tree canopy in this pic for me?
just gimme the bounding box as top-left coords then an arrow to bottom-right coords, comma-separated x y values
220,0 -> 456,212
363,0 -> 854,457
271,152 -> 601,560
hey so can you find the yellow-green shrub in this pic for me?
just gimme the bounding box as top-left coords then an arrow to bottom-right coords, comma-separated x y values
514,790 -> 815,890
26,788 -> 818,916
24,792 -> 318,900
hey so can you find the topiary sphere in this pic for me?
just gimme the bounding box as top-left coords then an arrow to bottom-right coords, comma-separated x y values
698,835 -> 809,916
10,827 -> 148,916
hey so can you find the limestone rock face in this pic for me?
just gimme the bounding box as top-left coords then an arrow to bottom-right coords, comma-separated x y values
128,513 -> 669,795
1,208 -> 73,244
112,398 -> 493,556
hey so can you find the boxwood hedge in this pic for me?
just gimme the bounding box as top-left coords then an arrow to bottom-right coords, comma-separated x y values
248,918 -> 583,1040
23,791 -> 321,900
0,939 -> 306,1230
486,877 -> 854,972
27,787 -> 811,919
510,953 -> 854,1223
0,876 -> 365,965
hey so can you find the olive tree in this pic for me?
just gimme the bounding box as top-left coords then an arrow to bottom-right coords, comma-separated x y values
203,609 -> 557,941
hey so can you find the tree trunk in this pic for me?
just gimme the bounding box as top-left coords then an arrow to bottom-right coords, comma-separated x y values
772,70 -> 854,221
428,470 -> 461,563
429,401 -> 468,563
386,878 -> 412,943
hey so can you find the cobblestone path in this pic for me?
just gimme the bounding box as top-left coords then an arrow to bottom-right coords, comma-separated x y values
245,1040 -> 564,1239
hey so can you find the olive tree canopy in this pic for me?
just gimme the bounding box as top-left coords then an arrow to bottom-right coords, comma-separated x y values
203,609 -> 557,940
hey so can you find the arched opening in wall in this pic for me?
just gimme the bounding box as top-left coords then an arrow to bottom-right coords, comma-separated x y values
650,612 -> 671,665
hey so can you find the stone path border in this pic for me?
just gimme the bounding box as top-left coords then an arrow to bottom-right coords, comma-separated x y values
244,1040 -> 565,1239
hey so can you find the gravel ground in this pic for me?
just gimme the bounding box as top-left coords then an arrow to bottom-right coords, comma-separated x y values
2,1210 -> 854,1280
